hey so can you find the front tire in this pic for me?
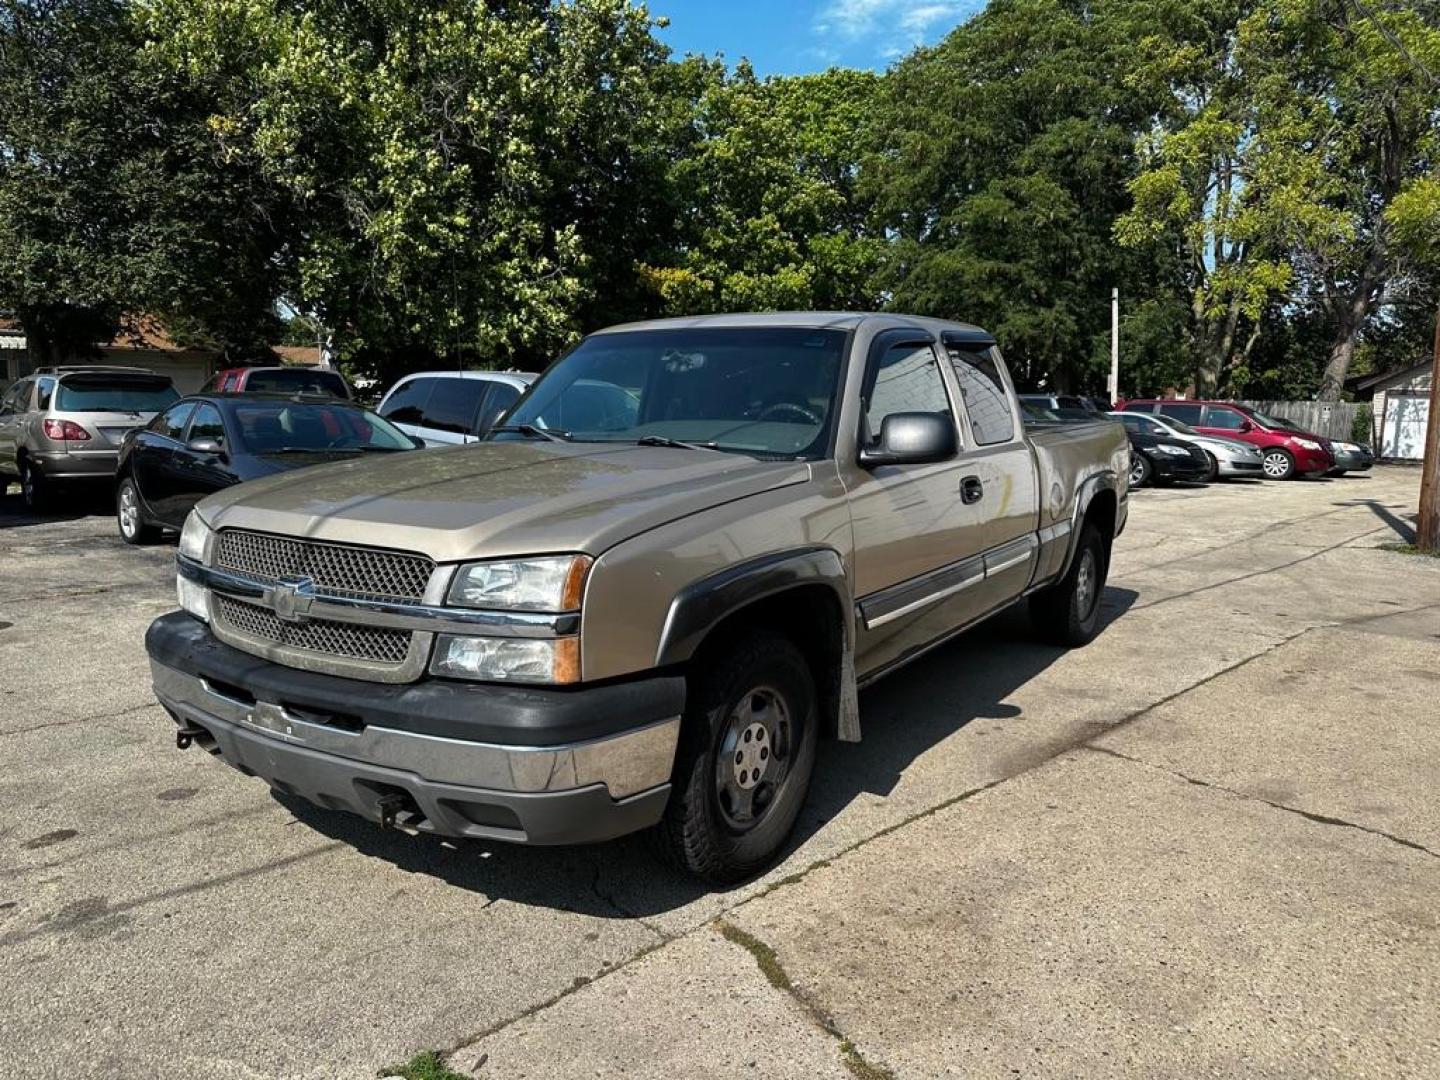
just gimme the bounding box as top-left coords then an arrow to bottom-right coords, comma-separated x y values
1030,521 -> 1108,647
116,476 -> 161,545
1202,451 -> 1219,483
653,631 -> 818,884
1261,449 -> 1296,480
1128,453 -> 1152,488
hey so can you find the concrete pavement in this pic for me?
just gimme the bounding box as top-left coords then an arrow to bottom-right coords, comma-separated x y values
2,468 -> 1438,1078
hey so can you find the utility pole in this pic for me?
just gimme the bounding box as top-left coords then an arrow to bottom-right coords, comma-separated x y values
1109,288 -> 1120,405
1416,300 -> 1440,552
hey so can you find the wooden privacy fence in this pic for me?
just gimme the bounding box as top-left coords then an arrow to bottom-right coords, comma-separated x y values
1235,400 -> 1365,443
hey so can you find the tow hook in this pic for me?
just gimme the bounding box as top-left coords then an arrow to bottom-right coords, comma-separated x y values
377,793 -> 409,831
175,724 -> 207,750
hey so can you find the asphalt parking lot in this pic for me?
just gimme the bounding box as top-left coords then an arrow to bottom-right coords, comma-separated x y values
3,468 -> 1440,1079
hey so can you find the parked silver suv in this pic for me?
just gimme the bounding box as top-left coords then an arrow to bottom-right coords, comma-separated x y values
0,366 -> 179,510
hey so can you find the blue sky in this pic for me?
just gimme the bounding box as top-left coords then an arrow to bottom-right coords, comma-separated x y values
652,0 -> 986,76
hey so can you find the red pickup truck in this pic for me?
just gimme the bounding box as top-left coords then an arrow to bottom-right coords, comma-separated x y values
1117,399 -> 1334,480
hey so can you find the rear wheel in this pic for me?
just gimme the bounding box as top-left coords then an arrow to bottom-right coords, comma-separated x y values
1030,521 -> 1108,647
1261,448 -> 1295,480
18,458 -> 54,512
653,631 -> 818,884
116,476 -> 161,545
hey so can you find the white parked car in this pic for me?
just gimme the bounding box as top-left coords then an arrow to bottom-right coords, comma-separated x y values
1110,411 -> 1265,482
375,370 -> 536,447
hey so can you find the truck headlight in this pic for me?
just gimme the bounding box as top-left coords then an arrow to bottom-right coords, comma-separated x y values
1294,438 -> 1321,451
178,510 -> 212,563
431,635 -> 580,684
447,555 -> 591,611
176,511 -> 213,621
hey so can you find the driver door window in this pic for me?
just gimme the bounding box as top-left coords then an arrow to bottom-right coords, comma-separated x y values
1203,407 -> 1246,431
863,343 -> 953,444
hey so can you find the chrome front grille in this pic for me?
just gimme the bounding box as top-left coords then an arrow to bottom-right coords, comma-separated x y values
214,594 -> 412,665
215,529 -> 434,605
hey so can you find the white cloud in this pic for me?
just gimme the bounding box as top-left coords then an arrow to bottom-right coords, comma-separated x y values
814,0 -> 979,55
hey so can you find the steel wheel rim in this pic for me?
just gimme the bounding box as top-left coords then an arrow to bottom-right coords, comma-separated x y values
1262,452 -> 1289,478
714,685 -> 793,833
118,484 -> 137,536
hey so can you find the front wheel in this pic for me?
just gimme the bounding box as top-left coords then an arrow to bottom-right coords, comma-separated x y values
116,476 -> 162,545
1202,451 -> 1219,483
1030,521 -> 1108,647
1261,449 -> 1295,480
653,631 -> 818,884
1128,453 -> 1152,488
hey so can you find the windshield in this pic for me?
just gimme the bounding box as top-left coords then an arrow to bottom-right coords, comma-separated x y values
1233,404 -> 1289,430
500,327 -> 848,459
232,402 -> 413,453
55,376 -> 178,413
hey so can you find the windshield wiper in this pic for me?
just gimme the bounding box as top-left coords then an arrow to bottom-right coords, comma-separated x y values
489,424 -> 572,443
634,435 -> 721,452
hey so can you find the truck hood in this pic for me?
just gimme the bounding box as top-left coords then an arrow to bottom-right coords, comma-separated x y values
197,441 -> 811,562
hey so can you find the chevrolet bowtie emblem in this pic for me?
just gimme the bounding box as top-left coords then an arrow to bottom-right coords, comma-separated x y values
269,576 -> 316,623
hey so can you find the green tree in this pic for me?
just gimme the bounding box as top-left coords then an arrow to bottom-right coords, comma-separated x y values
866,0 -> 1185,393
639,62 -> 883,315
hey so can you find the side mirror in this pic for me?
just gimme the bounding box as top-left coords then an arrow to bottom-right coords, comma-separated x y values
859,412 -> 957,468
409,435 -> 427,449
1237,420 -> 1253,433
188,437 -> 224,457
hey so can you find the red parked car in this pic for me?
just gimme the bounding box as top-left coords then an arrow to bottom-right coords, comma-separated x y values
1117,399 -> 1334,480
201,365 -> 351,399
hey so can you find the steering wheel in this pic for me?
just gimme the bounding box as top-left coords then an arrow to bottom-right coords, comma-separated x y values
756,401 -> 822,425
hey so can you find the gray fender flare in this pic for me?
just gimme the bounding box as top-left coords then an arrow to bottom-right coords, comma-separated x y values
655,547 -> 862,743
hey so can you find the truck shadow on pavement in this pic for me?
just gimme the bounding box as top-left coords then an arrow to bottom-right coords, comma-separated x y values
275,586 -> 1138,917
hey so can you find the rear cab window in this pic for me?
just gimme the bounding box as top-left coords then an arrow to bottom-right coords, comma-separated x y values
945,343 -> 1015,445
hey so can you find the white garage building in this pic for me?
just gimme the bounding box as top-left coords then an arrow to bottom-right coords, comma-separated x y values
1358,362 -> 1433,461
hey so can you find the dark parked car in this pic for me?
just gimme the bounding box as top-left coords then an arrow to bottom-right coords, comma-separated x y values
1124,427 -> 1212,487
1267,415 -> 1373,475
114,393 -> 417,543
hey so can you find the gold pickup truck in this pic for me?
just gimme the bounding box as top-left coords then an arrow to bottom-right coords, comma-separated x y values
146,313 -> 1129,882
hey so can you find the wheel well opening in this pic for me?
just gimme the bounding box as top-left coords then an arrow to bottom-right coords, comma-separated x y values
1085,488 -> 1117,542
690,584 -> 845,739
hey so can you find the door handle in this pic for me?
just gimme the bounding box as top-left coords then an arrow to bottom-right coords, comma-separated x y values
960,475 -> 984,504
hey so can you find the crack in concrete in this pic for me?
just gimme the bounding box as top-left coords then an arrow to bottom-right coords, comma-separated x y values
1085,746 -> 1440,861
715,919 -> 896,1080
0,698 -> 159,739
1132,524 -> 1393,611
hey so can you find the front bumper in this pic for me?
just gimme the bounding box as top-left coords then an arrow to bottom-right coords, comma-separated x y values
1147,452 -> 1210,480
1291,446 -> 1334,473
146,612 -> 682,844
1215,455 -> 1264,477
30,448 -> 120,480
1331,448 -> 1373,472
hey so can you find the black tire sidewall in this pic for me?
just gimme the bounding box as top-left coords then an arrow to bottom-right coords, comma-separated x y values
670,633 -> 818,881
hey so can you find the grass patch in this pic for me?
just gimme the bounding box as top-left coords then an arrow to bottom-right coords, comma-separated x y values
715,919 -> 792,994
380,1051 -> 471,1080
840,1039 -> 897,1080
1381,543 -> 1440,558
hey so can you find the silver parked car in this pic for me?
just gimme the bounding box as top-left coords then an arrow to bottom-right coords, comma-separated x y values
0,366 -> 179,510
376,370 -> 536,447
1110,411 -> 1264,482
